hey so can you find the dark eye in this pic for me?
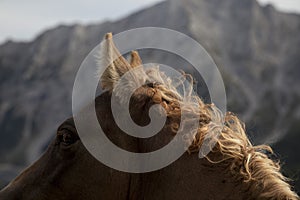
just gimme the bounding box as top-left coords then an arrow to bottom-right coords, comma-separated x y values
57,128 -> 77,146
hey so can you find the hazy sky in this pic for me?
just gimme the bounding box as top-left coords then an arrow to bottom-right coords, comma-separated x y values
0,0 -> 299,44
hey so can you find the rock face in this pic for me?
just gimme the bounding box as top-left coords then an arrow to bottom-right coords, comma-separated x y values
0,0 -> 299,191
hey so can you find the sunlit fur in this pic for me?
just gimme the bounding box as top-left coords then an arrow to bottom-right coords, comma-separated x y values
99,33 -> 299,200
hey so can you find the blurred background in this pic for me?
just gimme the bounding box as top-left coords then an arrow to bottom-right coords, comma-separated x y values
0,0 -> 299,193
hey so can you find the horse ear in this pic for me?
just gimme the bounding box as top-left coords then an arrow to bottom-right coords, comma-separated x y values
130,50 -> 143,68
98,32 -> 131,91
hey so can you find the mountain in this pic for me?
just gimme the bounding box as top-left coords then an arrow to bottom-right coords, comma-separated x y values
0,0 -> 299,192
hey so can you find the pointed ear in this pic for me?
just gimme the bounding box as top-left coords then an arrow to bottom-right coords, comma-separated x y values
97,33 -> 131,91
130,50 -> 143,68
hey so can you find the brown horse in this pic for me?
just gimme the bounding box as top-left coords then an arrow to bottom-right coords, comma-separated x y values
0,33 -> 298,200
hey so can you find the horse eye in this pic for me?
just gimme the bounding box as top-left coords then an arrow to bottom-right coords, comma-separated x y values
58,129 -> 76,146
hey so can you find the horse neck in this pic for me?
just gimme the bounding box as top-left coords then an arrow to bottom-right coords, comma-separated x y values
137,152 -> 250,200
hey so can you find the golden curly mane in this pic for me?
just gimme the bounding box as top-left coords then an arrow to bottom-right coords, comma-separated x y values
144,68 -> 299,200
